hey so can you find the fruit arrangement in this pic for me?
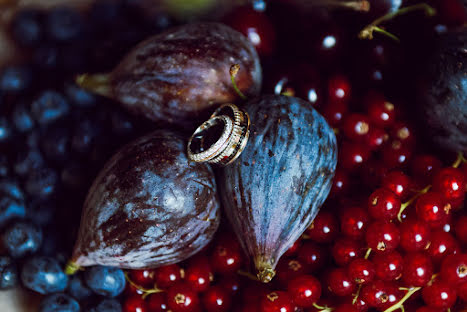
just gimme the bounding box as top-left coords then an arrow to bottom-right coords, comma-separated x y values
0,0 -> 466,312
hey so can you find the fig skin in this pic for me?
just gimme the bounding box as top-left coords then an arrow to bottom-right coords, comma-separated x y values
68,130 -> 220,270
219,95 -> 337,282
78,22 -> 262,129
416,28 -> 467,154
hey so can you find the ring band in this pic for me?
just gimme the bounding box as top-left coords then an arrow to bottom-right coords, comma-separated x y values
187,104 -> 250,166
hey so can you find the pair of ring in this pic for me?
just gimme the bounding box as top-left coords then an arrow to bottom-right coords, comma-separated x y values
187,104 -> 250,166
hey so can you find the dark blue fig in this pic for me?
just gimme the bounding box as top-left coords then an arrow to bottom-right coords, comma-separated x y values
67,130 -> 220,271
219,95 -> 337,282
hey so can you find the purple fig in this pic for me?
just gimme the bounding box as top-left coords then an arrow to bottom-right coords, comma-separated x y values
66,130 -> 220,273
77,22 -> 262,129
219,95 -> 337,282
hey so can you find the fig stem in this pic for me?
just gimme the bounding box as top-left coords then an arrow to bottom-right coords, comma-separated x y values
359,3 -> 436,42
452,152 -> 466,168
237,269 -> 260,282
293,0 -> 370,12
64,261 -> 81,275
75,73 -> 112,98
257,267 -> 276,283
229,64 -> 247,100
397,184 -> 431,222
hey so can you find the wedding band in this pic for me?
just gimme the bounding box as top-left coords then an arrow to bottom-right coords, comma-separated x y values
187,104 -> 250,166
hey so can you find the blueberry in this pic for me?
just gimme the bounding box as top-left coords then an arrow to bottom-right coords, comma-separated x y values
67,273 -> 93,301
2,221 -> 42,258
14,148 -> 45,177
34,44 -> 59,70
88,298 -> 122,312
31,91 -> 70,125
10,9 -> 44,47
11,101 -> 35,133
84,266 -> 125,298
0,179 -> 24,201
0,197 -> 26,227
29,200 -> 56,226
25,167 -> 59,199
0,66 -> 32,92
39,293 -> 80,312
0,117 -> 13,143
65,84 -> 96,108
0,256 -> 18,289
46,7 -> 83,42
72,118 -> 102,155
40,124 -> 70,164
0,155 -> 9,178
110,110 -> 134,136
21,256 -> 68,294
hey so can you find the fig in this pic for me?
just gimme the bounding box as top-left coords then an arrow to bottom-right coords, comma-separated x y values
77,22 -> 262,129
219,95 -> 337,282
416,28 -> 467,154
66,130 -> 220,272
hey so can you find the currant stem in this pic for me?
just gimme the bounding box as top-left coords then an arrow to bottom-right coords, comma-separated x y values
383,286 -> 421,312
124,272 -> 164,299
229,64 -> 247,100
397,184 -> 431,222
373,27 -> 400,42
294,0 -> 370,12
364,248 -> 372,259
352,284 -> 362,304
312,302 -> 333,311
452,152 -> 467,168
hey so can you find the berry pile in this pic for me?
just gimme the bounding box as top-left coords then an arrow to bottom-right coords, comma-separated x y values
0,0 -> 465,311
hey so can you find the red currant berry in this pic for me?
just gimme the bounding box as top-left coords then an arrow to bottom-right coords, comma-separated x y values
283,239 -> 301,257
366,126 -> 388,150
147,293 -> 169,312
435,0 -> 467,27
348,258 -> 375,284
327,268 -> 356,296
129,269 -> 156,288
297,241 -> 327,272
410,154 -> 442,181
154,264 -> 184,289
223,6 -> 276,57
332,238 -> 363,266
339,142 -> 371,171
202,285 -> 231,312
167,283 -> 201,312
457,282 -> 467,301
432,167 -> 466,208
402,252 -> 434,287
185,257 -> 214,293
416,192 -> 451,229
210,235 -> 243,274
287,275 -> 321,308
123,296 -> 147,312
306,210 -> 339,243
382,170 -> 411,200
368,188 -> 401,220
361,160 -> 390,187
330,168 -> 350,197
373,251 -> 403,281
328,74 -> 351,104
391,121 -> 415,146
381,140 -> 412,169
322,100 -> 348,127
260,291 -> 295,312
339,205 -> 370,239
415,307 -> 438,312
235,304 -> 259,312
455,215 -> 467,243
276,258 -> 308,285
428,230 -> 459,264
422,280 -> 457,309
365,221 -> 400,253
334,303 -> 359,312
366,94 -> 396,128
361,280 -> 403,310
241,282 -> 270,304
124,283 -> 145,297
342,113 -> 371,141
440,254 -> 467,285
400,219 -> 431,252
218,275 -> 241,296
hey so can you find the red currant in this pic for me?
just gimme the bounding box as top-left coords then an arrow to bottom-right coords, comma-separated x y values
410,154 -> 442,182
123,296 -> 147,312
287,275 -> 321,308
361,280 -> 403,310
334,303 -> 359,312
382,170 -> 411,200
260,291 -> 295,312
306,210 -> 339,243
440,254 -> 467,285
202,285 -> 232,312
326,268 -> 356,296
402,252 -> 434,287
416,192 -> 451,229
322,100 -> 348,127
399,219 -> 431,252
373,250 -> 403,281
457,281 -> 467,301
147,293 -> 169,312
297,241 -> 327,272
210,234 -> 243,274
348,258 -> 375,284
391,121 -> 415,146
283,239 -> 301,257
185,256 -> 214,293
365,221 -> 400,253
455,215 -> 467,243
422,280 -> 457,309
124,283 -> 145,297
154,264 -> 184,289
415,307 -> 438,312
366,93 -> 396,128
328,74 -> 351,104
368,188 -> 401,220
166,283 -> 201,312
330,168 -> 350,197
432,167 -> 466,208
129,269 -> 156,288
381,140 -> 413,169
366,126 -> 388,150
331,238 -> 363,266
342,113 -> 371,141
427,230 -> 459,264
276,258 -> 309,284
339,142 -> 371,171
339,205 -> 370,239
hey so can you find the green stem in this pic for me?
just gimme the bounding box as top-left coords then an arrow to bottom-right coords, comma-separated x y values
237,269 -> 260,282
64,261 -> 81,275
75,73 -> 112,98
383,287 -> 421,312
397,184 -> 431,222
312,302 -> 334,311
452,152 -> 467,168
124,272 -> 163,299
364,248 -> 372,259
352,284 -> 362,304
373,27 -> 400,42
